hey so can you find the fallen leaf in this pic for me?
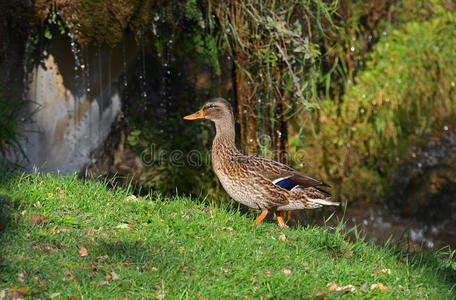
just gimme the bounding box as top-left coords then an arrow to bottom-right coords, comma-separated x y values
125,195 -> 137,202
344,250 -> 354,258
99,280 -> 109,286
97,255 -> 108,261
279,234 -> 286,241
371,283 -> 388,290
380,268 -> 391,275
264,270 -> 271,278
32,201 -> 42,208
178,246 -> 185,253
4,203 -> 14,209
78,247 -> 88,257
115,223 -> 129,229
226,227 -> 235,234
281,269 -> 291,275
21,210 -> 27,216
17,272 -> 26,282
315,291 -> 328,299
327,282 -> 356,293
7,286 -> 30,300
29,214 -> 44,225
151,267 -> 158,271
110,271 -> 120,280
48,193 -> 54,199
50,292 -> 61,299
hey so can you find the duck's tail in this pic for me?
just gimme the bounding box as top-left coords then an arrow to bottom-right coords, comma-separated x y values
307,198 -> 340,206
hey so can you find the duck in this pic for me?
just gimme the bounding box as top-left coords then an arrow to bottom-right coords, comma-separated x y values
184,98 -> 339,227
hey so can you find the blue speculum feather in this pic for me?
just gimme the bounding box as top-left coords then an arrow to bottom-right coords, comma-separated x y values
275,178 -> 298,190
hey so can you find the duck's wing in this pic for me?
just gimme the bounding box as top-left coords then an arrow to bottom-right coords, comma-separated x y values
235,155 -> 330,192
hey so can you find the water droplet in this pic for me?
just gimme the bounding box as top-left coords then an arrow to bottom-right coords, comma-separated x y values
299,163 -> 304,167
443,125 -> 448,131
382,31 -> 387,36
80,64 -> 85,69
249,139 -> 253,143
350,46 -> 355,52
360,108 -> 365,114
86,87 -> 90,92
451,82 -> 455,87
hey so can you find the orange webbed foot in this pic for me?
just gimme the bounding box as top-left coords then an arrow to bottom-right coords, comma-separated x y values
254,209 -> 269,226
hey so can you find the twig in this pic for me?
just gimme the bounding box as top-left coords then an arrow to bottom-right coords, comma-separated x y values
189,289 -> 207,300
63,264 -> 83,299
114,214 -> 137,225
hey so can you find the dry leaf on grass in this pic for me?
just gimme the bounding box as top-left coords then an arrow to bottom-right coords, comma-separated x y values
78,247 -> 88,257
281,269 -> 291,275
29,214 -> 44,225
327,282 -> 356,293
344,250 -> 354,258
125,195 -> 137,202
6,286 -> 30,300
110,271 -> 120,281
315,291 -> 328,299
96,255 -> 108,261
371,283 -> 389,290
279,234 -> 286,241
17,272 -> 26,282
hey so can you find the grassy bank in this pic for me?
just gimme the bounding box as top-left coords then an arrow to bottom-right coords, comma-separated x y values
0,172 -> 454,299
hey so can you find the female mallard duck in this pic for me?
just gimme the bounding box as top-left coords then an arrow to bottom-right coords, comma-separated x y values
184,98 -> 339,227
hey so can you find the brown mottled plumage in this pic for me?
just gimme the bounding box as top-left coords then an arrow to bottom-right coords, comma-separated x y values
184,98 -> 339,227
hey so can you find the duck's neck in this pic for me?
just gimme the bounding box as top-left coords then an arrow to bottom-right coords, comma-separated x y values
213,114 -> 237,152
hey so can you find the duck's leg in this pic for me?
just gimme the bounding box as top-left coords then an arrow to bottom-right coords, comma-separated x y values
276,211 -> 289,228
254,209 -> 269,225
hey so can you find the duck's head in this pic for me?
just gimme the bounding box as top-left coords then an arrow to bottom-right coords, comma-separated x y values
184,98 -> 233,123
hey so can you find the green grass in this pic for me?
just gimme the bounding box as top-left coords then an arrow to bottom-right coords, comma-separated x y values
0,172 -> 455,299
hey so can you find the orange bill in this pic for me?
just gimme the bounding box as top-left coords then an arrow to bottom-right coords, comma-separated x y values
183,109 -> 204,120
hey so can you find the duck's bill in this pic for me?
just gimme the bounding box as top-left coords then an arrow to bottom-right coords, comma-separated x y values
183,109 -> 204,120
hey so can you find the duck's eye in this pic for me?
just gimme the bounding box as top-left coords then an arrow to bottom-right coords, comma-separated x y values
205,104 -> 216,110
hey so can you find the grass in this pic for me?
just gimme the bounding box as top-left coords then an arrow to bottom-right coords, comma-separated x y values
0,172 -> 455,299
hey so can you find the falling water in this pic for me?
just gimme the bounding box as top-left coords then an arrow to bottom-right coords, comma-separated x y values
122,39 -> 128,88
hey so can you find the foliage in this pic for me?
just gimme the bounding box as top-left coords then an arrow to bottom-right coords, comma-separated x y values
210,0 -> 339,157
0,87 -> 35,165
0,171 -> 454,298
295,2 -> 456,202
33,0 -> 155,47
